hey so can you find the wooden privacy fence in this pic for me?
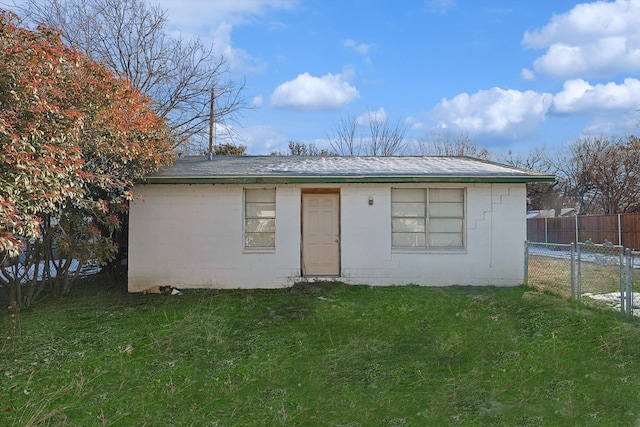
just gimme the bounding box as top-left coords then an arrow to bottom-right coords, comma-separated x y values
527,213 -> 640,249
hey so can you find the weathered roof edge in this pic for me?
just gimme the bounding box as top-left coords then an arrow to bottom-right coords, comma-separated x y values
137,155 -> 556,185
140,175 -> 555,185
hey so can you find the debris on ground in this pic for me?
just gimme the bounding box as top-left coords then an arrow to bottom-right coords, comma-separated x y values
143,286 -> 181,295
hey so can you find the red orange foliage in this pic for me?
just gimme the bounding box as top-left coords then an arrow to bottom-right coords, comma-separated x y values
1,10 -> 173,304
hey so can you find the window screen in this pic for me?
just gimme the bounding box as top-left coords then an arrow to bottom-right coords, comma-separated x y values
245,188 -> 276,248
392,188 -> 464,249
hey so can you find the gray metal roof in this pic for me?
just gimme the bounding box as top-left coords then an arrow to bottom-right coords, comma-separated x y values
140,155 -> 555,184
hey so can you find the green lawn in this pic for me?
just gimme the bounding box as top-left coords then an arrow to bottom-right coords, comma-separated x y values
2,277 -> 640,426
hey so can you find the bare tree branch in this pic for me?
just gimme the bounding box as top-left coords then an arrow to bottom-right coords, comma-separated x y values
549,135 -> 640,215
418,131 -> 490,159
17,0 -> 250,148
328,114 -> 360,156
328,111 -> 407,156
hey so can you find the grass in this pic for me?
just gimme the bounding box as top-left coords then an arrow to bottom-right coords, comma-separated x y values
2,276 -> 640,426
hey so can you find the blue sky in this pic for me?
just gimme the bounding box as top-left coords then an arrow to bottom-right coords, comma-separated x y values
28,0 -> 640,155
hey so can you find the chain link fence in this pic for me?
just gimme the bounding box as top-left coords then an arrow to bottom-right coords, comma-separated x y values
525,240 -> 639,319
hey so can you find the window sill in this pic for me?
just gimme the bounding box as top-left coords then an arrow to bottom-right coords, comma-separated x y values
242,248 -> 276,254
392,247 -> 467,254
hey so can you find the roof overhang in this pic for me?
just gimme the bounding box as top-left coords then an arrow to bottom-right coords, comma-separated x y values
137,156 -> 556,186
140,174 -> 555,185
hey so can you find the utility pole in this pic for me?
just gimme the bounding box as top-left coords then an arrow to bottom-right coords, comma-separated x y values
208,87 -> 215,160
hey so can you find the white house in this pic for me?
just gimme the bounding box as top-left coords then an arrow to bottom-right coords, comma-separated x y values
128,155 -> 554,292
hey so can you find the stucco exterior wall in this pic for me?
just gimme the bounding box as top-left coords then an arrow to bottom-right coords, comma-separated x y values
128,182 -> 527,292
338,183 -> 526,286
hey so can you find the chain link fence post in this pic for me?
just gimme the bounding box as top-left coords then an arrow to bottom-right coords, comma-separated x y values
625,248 -> 633,320
570,242 -> 575,301
576,242 -> 582,301
619,246 -> 625,315
524,241 -> 529,286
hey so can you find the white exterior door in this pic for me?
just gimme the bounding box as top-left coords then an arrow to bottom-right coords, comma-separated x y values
302,193 -> 340,276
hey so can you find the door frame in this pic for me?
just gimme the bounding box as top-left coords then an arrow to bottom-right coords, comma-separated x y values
300,188 -> 341,276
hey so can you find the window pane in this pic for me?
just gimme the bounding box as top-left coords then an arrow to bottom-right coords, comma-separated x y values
245,218 -> 275,233
430,218 -> 463,233
429,202 -> 464,218
392,202 -> 425,217
392,232 -> 426,247
246,203 -> 276,218
430,188 -> 463,203
245,189 -> 276,203
430,233 -> 463,248
391,188 -> 425,202
392,218 -> 426,233
245,233 -> 275,248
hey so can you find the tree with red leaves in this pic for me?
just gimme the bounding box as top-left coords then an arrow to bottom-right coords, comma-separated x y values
1,10 -> 173,308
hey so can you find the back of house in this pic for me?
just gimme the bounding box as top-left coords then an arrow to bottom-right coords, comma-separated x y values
128,155 -> 554,292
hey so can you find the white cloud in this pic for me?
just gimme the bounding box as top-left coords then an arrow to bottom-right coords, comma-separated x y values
580,109 -> 640,137
522,0 -> 640,78
268,21 -> 289,31
156,0 -> 298,73
211,22 -> 266,74
520,68 -> 536,81
427,78 -> 640,142
341,65 -> 357,81
270,72 -> 360,110
252,95 -> 264,107
157,0 -> 299,27
343,39 -> 372,66
552,78 -> 640,113
235,125 -> 288,154
357,108 -> 388,125
344,39 -> 372,55
431,87 -> 552,137
405,116 -> 428,131
369,107 -> 388,123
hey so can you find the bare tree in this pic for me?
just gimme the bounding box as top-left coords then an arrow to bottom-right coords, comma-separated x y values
288,141 -> 330,156
418,131 -> 490,159
563,135 -> 640,214
269,141 -> 332,156
16,0 -> 249,148
497,147 -> 565,214
214,142 -> 247,156
367,111 -> 408,156
328,111 -> 408,156
495,146 -> 551,171
328,114 -> 360,156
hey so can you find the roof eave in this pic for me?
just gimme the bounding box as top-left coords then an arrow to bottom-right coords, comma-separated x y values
139,174 -> 556,185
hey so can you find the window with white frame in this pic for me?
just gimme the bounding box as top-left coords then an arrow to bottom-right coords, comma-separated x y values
391,188 -> 464,249
244,188 -> 276,248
